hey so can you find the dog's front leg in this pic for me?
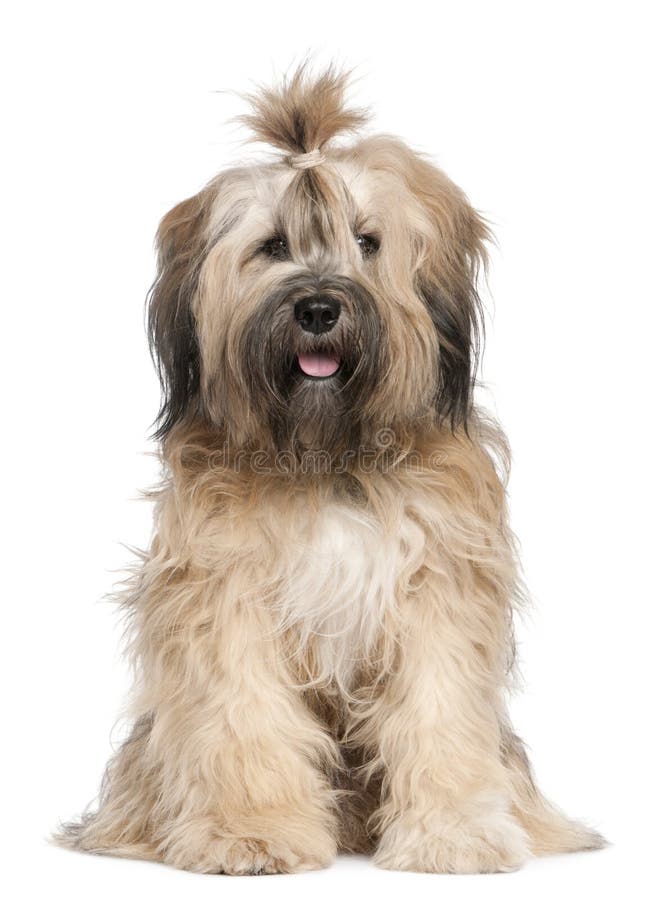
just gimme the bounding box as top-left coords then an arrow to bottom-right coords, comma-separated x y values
368,570 -> 530,873
96,547 -> 339,875
150,581 -> 339,874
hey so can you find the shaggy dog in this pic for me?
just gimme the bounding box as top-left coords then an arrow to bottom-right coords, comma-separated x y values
59,64 -> 603,874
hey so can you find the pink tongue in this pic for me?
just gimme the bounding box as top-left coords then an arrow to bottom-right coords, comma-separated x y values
297,351 -> 341,377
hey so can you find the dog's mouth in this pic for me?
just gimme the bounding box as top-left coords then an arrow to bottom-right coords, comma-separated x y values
296,351 -> 341,379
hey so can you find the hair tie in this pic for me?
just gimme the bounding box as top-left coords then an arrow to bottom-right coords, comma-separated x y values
287,148 -> 325,170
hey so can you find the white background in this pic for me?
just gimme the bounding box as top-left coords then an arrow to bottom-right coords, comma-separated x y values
2,1 -> 665,897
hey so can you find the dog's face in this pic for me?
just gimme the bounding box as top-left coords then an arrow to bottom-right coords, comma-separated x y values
148,69 -> 488,453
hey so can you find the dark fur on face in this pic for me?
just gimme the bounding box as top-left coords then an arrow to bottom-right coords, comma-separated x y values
239,273 -> 387,452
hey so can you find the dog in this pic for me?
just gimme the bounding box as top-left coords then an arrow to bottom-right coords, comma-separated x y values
58,63 -> 603,874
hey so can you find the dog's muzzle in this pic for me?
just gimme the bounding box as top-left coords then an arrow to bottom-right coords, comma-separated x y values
293,296 -> 341,377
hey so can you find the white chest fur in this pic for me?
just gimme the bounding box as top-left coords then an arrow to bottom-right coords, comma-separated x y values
272,499 -> 427,688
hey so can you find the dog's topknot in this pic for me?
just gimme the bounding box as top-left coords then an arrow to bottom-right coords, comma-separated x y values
237,62 -> 369,158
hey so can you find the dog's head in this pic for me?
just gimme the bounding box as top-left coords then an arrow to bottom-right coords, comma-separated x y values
148,64 -> 489,453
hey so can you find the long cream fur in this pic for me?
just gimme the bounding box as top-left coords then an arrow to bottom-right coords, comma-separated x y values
57,63 -> 604,874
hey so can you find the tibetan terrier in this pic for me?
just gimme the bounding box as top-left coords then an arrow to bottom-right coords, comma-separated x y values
59,64 -> 603,874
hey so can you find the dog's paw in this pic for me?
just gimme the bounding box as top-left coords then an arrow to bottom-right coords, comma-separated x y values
161,814 -> 336,875
198,834 -> 333,875
373,791 -> 531,874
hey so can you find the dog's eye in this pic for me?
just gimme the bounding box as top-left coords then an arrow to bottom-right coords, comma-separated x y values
259,235 -> 290,261
356,233 -> 380,257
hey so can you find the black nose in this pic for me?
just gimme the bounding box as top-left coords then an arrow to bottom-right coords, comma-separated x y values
294,296 -> 340,334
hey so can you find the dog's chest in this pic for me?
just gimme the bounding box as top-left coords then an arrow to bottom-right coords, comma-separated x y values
272,499 -> 427,687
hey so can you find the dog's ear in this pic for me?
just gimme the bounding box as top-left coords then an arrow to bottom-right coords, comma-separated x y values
147,190 -> 212,439
412,163 -> 490,429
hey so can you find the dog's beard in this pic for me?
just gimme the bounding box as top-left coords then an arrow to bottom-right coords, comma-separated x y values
239,274 -> 386,453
